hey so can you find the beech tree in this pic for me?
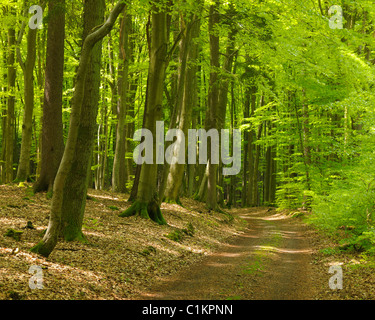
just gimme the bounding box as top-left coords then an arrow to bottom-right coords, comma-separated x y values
112,8 -> 131,193
119,0 -> 168,224
31,0 -> 126,257
4,18 -> 16,184
33,0 -> 65,193
16,3 -> 43,182
161,1 -> 203,204
60,0 -> 106,242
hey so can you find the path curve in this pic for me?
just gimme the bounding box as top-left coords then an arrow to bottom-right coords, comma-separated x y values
137,208 -> 320,300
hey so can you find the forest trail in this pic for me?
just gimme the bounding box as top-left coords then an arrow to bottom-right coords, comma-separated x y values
137,208 -> 319,300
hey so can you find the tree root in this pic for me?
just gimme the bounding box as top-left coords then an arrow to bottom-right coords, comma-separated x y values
119,200 -> 167,225
163,197 -> 183,207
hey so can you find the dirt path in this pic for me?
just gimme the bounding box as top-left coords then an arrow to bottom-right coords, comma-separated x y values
137,208 -> 321,300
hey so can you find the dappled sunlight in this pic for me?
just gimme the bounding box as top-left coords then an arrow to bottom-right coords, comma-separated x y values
0,217 -> 26,226
83,230 -> 112,239
1,246 -> 104,283
327,261 -> 344,266
0,247 -> 13,254
18,251 -> 105,282
214,251 -> 246,258
262,213 -> 291,221
206,261 -> 233,267
253,245 -> 312,255
87,193 -> 124,202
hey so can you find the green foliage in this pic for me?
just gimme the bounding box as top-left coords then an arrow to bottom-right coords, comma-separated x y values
182,222 -> 195,236
83,217 -> 101,230
164,222 -> 195,242
164,229 -> 184,242
108,205 -> 119,211
319,247 -> 340,256
307,140 -> 375,252
4,228 -> 23,241
141,245 -> 157,256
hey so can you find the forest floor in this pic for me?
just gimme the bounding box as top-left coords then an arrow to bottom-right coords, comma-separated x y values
1,184 -> 375,300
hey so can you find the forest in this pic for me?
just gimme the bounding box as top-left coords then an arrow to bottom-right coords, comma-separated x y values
1,0 -> 375,302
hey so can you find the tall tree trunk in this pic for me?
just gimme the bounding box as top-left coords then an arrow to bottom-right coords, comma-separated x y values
264,121 -> 275,205
205,1 -> 220,210
228,58 -> 238,207
33,0 -> 65,193
249,96 -> 264,206
246,88 -> 256,204
242,87 -> 251,207
123,17 -> 137,193
216,5 -> 236,207
0,48 -> 7,183
112,9 -> 130,193
119,2 -> 168,225
30,1 -> 126,257
16,15 -> 39,181
4,22 -> 16,184
162,5 -> 202,204
293,95 -> 310,191
60,0 -> 105,242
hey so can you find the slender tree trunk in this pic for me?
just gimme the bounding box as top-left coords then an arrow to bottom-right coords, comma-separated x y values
34,30 -> 46,179
246,88 -> 256,204
123,17 -> 137,192
16,20 -> 38,181
4,23 -> 16,183
293,95 -> 310,190
242,88 -> 250,207
128,81 -> 147,202
264,123 -> 273,204
205,1 -> 220,210
33,0 -> 65,193
112,9 -> 130,193
163,6 -> 202,204
216,6 -> 236,207
249,96 -> 264,206
0,50 -> 7,183
228,58 -> 237,207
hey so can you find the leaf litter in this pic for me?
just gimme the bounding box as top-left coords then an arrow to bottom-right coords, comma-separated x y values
1,184 -> 375,300
0,184 -> 244,300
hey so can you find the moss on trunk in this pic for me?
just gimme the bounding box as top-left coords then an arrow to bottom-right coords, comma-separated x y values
62,227 -> 88,243
163,197 -> 183,206
119,200 -> 167,225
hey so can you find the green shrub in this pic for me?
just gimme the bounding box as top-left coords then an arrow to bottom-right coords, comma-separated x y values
164,230 -> 183,242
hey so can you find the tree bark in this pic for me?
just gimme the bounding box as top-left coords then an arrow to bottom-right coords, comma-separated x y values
216,7 -> 236,207
249,96 -> 264,207
4,23 -> 16,184
119,2 -> 167,225
60,0 -> 105,242
112,9 -> 131,193
30,1 -> 126,257
205,2 -> 220,210
33,0 -> 65,193
162,6 -> 202,204
16,14 -> 39,182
